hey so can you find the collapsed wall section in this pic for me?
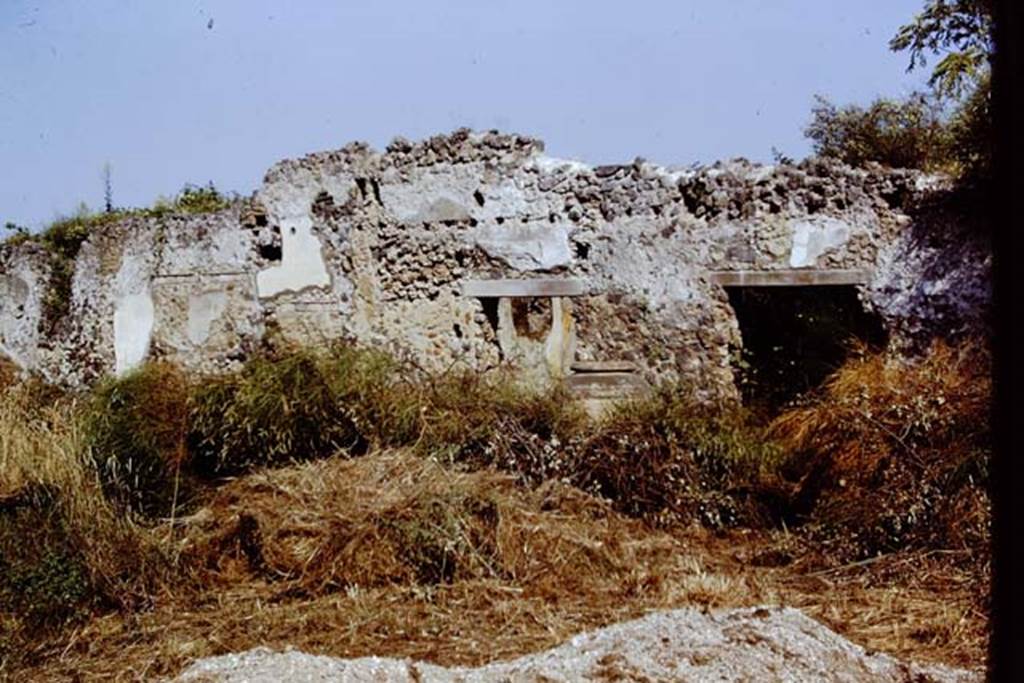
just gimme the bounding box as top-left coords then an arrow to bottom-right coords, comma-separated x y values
0,130 -> 991,403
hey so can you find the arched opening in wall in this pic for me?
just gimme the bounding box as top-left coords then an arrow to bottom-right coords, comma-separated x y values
725,285 -> 887,416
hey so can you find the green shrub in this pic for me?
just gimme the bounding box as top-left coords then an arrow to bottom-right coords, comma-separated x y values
65,343 -> 785,534
0,494 -> 93,632
186,343 -> 586,483
569,389 -> 785,528
384,490 -> 502,585
410,374 -> 582,478
188,345 -> 385,474
185,344 -> 775,530
82,363 -> 190,518
805,93 -> 955,171
152,182 -> 232,216
946,74 -> 991,183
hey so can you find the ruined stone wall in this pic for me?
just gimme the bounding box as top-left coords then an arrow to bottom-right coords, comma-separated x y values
0,130 -> 991,401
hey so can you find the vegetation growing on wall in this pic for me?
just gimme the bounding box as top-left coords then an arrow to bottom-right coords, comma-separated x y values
805,0 -> 992,183
805,93 -> 956,173
36,209 -> 120,334
0,184 -> 236,336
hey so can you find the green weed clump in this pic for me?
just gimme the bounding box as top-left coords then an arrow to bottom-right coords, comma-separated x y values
0,494 -> 94,631
151,182 -> 232,216
384,489 -> 502,586
406,374 -> 584,480
36,211 -> 121,333
0,491 -> 94,672
82,363 -> 191,518
188,344 -> 400,474
7,342 -> 790,539
0,387 -> 170,672
186,343 -> 583,480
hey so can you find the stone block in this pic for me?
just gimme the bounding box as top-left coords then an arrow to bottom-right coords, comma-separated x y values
708,269 -> 871,287
570,360 -> 638,373
461,279 -> 585,298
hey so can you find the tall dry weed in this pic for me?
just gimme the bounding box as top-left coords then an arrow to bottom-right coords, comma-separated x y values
0,385 -> 169,667
769,339 -> 991,562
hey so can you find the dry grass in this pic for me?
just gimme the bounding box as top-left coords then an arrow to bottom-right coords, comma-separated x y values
0,340 -> 992,679
18,450 -> 751,680
178,450 -> 716,598
12,450 -> 988,681
0,386 -> 169,671
705,530 -> 989,669
0,357 -> 18,391
769,339 -> 991,566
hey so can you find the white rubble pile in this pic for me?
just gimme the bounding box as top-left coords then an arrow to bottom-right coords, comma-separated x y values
177,606 -> 981,683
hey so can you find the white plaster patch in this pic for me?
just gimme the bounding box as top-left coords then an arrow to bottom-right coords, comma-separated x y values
475,223 -> 573,271
788,217 -> 851,268
528,155 -> 592,175
381,171 -> 483,223
0,275 -> 33,369
410,197 -> 472,223
187,290 -> 229,346
113,290 -> 155,374
256,216 -> 331,298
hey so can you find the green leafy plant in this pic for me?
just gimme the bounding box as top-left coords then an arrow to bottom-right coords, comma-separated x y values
153,182 -> 232,215
805,93 -> 955,171
805,0 -> 992,182
889,0 -> 993,99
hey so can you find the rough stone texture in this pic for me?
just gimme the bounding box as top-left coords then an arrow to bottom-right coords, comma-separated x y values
0,130 -> 991,398
864,187 -> 991,347
175,606 -> 981,682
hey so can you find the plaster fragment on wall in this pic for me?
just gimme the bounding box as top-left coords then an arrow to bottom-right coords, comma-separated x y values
114,290 -> 155,374
410,197 -> 472,223
187,290 -> 229,346
789,218 -> 851,268
256,216 -> 331,298
0,275 -> 33,369
475,223 -> 572,271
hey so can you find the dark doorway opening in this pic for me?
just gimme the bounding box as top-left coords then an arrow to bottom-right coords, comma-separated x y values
725,285 -> 887,414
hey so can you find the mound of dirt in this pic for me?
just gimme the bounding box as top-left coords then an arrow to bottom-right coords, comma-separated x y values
177,606 -> 981,682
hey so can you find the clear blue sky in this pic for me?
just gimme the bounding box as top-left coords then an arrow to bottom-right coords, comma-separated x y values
1,1 -> 928,230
